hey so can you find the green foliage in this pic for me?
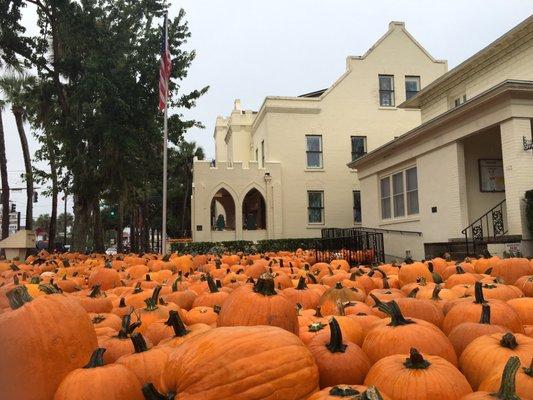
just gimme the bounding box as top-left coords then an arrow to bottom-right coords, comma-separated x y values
526,189 -> 533,235
171,238 -> 319,255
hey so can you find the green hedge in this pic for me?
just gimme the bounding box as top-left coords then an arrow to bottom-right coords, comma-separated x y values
170,237 -> 319,255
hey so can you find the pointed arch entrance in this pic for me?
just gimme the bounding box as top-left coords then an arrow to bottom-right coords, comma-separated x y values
210,188 -> 236,230
242,188 -> 266,230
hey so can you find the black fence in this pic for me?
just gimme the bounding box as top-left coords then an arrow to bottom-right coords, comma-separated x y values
315,228 -> 385,265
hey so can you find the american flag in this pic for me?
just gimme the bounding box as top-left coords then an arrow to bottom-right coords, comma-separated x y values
159,13 -> 172,112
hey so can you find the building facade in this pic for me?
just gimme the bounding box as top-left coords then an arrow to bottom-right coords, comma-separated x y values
349,16 -> 533,259
192,22 -> 447,242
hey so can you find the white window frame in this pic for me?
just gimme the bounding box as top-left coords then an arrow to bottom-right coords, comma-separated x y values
405,75 -> 420,100
305,135 -> 323,169
307,190 -> 324,224
379,166 -> 419,221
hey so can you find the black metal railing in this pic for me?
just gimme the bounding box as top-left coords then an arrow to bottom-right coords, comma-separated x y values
315,230 -> 385,265
322,226 -> 421,238
461,199 -> 507,255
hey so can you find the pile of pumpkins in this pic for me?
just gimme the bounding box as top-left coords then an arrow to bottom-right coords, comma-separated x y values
0,251 -> 532,400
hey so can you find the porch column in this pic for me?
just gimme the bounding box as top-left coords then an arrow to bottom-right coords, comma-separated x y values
500,118 -> 533,240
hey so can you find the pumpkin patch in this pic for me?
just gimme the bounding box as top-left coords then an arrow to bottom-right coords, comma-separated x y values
1,251 -> 532,399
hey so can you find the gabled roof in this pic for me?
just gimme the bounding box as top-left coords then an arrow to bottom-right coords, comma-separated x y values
400,15 -> 533,108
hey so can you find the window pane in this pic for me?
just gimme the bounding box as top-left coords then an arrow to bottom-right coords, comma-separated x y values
306,136 -> 321,151
379,75 -> 393,90
381,198 -> 391,219
380,177 -> 390,198
308,192 -> 323,208
307,152 -> 322,168
394,194 -> 405,217
308,208 -> 322,223
406,167 -> 418,191
353,191 -> 361,223
351,136 -> 366,160
380,92 -> 393,107
407,190 -> 419,215
392,172 -> 404,195
405,76 -> 420,92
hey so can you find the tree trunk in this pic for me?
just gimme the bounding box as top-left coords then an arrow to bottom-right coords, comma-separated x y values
141,199 -> 149,252
130,207 -> 137,253
14,110 -> 33,230
116,199 -> 124,253
72,194 -> 89,251
0,112 -> 10,240
92,198 -> 104,253
180,171 -> 190,234
48,142 -> 58,251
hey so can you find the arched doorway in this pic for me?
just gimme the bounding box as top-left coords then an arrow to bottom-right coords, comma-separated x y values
242,188 -> 266,230
210,188 -> 236,230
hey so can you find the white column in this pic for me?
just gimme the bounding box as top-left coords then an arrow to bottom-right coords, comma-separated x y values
500,118 -> 533,237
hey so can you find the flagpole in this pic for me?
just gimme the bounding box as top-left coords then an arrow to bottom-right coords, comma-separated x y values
162,96 -> 168,254
161,12 -> 169,255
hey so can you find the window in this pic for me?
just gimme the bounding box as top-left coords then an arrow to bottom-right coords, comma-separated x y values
308,191 -> 324,223
405,76 -> 420,100
454,94 -> 467,107
406,167 -> 419,215
392,172 -> 405,217
380,177 -> 391,219
351,136 -> 367,161
353,190 -> 361,223
379,75 -> 394,107
306,135 -> 323,168
380,167 -> 419,220
261,140 -> 265,167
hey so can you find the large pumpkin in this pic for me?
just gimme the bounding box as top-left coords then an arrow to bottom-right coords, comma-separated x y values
217,273 -> 298,334
159,325 -> 319,399
364,348 -> 472,400
0,287 -> 97,400
459,332 -> 533,389
54,348 -> 143,400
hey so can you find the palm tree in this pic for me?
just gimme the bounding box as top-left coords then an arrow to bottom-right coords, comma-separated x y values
0,100 -> 10,239
0,74 -> 35,230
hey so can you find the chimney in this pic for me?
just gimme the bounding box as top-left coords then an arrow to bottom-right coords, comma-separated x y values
234,99 -> 242,111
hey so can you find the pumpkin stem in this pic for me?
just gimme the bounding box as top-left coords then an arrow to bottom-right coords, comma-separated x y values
213,305 -> 221,314
206,275 -> 219,293
479,303 -> 491,324
329,386 -> 360,396
455,265 -> 465,274
335,282 -> 343,289
253,274 -> 277,296
30,276 -> 41,284
168,310 -> 189,337
474,281 -> 486,304
296,276 -> 308,290
10,263 -> 20,271
119,297 -> 127,308
403,348 -> 431,369
38,283 -> 60,294
13,275 -> 20,285
146,274 -> 152,282
7,285 -> 33,310
308,322 -> 327,332
144,286 -> 162,311
131,333 -> 149,353
361,386 -> 385,400
493,356 -> 521,400
500,333 -> 518,349
382,300 -> 415,327
89,285 -> 102,298
83,348 -> 106,368
326,317 -> 347,353
171,277 -> 181,292
162,254 -> 171,262
133,282 -> 143,294
523,358 -> 532,377
118,314 -> 141,339
382,277 -> 390,289
142,383 -> 176,400
104,260 -> 113,269
336,299 -> 346,316
307,273 -> 317,284
407,287 -> 419,298
431,284 -> 442,300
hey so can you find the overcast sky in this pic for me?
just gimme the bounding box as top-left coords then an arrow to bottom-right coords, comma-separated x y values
2,0 -> 532,224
